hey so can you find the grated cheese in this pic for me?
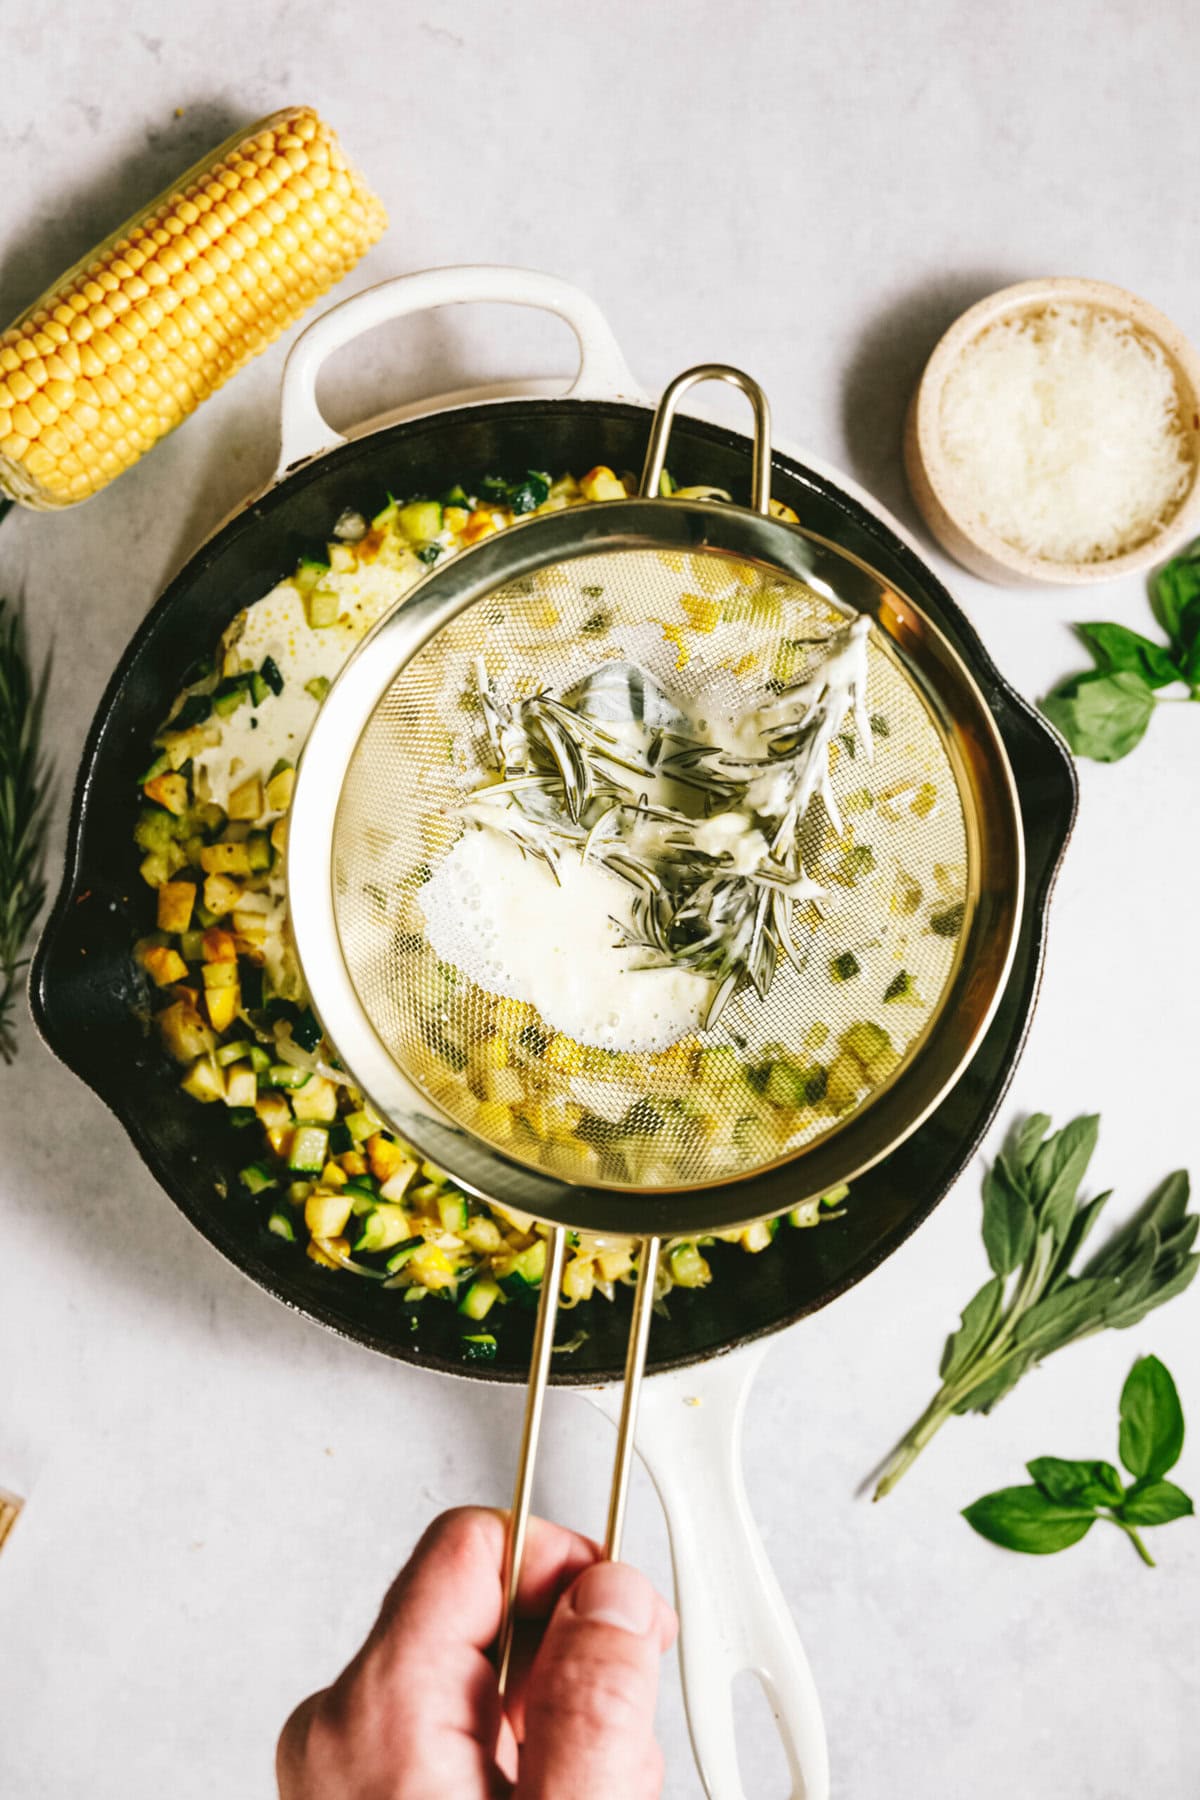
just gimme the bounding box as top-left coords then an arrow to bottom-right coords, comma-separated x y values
939,304 -> 1195,564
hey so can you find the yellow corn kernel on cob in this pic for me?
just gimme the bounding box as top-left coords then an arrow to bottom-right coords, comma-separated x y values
0,107 -> 386,509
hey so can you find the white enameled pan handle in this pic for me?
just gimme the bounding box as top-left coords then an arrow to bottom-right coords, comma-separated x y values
274,265 -> 642,478
589,1339 -> 829,1800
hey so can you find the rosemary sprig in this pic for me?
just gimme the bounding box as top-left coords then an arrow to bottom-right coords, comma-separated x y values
469,626 -> 868,1027
0,600 -> 52,1063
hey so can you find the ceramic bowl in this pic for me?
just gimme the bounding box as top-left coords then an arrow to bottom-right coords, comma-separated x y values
904,276 -> 1200,586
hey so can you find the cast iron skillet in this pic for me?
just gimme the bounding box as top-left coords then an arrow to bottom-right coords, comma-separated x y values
30,396 -> 1076,1386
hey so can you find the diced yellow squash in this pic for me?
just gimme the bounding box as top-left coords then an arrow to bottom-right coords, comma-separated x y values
231,910 -> 268,942
580,465 -> 626,501
139,851 -> 168,888
267,1124 -> 293,1159
228,775 -> 264,821
660,622 -> 689,669
291,1075 -> 339,1122
224,1062 -> 257,1108
739,1219 -> 774,1253
367,1132 -> 410,1183
463,509 -> 498,543
473,1034 -> 509,1070
158,999 -> 216,1063
443,505 -> 470,533
305,1190 -> 353,1238
768,499 -> 800,523
464,1216 -> 503,1254
481,1066 -> 525,1105
307,1237 -> 348,1270
826,1052 -> 864,1113
144,772 -> 189,815
597,1244 -> 634,1282
364,1202 -> 413,1249
156,880 -> 196,934
203,872 -> 243,916
562,1256 -> 595,1302
409,1244 -> 457,1290
475,1100 -> 515,1143
201,959 -> 238,989
181,1056 -> 224,1103
199,841 -> 253,876
679,592 -> 721,633
204,982 -> 240,1034
339,1150 -> 368,1176
265,766 -> 295,812
159,725 -> 219,771
270,816 -> 289,857
319,1160 -> 348,1189
544,1034 -> 585,1074
255,1092 -> 292,1131
201,927 -> 238,963
141,944 -> 188,987
379,1159 -> 418,1202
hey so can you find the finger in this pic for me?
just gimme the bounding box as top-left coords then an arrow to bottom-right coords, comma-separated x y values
513,1562 -> 675,1800
504,1580 -> 676,1740
373,1507 -> 602,1661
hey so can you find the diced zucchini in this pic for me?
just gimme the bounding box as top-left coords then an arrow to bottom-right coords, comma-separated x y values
266,1064 -> 312,1091
353,1203 -> 412,1253
461,1332 -> 497,1363
227,775 -> 264,821
248,673 -> 271,707
464,1216 -> 503,1254
841,1021 -> 892,1065
199,841 -> 253,877
213,679 -> 248,719
379,1160 -> 418,1203
245,832 -> 272,872
306,586 -> 340,628
344,1107 -> 382,1144
437,1191 -> 468,1234
305,675 -> 330,703
288,1126 -> 329,1173
267,1210 -> 296,1242
668,1242 -> 711,1288
215,1039 -> 254,1067
265,764 -> 295,812
397,499 -> 443,542
239,1160 -> 278,1195
883,970 -> 918,1005
291,1075 -> 339,1122
291,1008 -> 322,1052
259,655 -> 284,696
384,1235 -> 425,1274
224,1062 -> 257,1109
458,1275 -> 502,1320
514,1240 -> 546,1284
830,951 -> 860,982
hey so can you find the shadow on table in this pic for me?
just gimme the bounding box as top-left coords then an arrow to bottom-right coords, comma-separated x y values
839,269 -> 1021,531
0,98 -> 246,330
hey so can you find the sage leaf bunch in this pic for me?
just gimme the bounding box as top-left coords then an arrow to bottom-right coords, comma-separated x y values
964,1356 -> 1193,1566
873,1114 -> 1198,1498
1041,537 -> 1200,761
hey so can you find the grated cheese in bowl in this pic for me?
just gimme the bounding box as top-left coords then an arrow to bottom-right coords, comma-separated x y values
938,304 -> 1196,565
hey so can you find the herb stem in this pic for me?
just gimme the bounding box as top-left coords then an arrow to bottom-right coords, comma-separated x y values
1108,1515 -> 1156,1567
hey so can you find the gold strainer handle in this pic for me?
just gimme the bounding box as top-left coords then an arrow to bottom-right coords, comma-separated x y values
496,1232 -> 662,1694
639,363 -> 773,514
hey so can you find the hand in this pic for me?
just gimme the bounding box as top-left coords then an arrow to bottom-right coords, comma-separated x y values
277,1505 -> 678,1800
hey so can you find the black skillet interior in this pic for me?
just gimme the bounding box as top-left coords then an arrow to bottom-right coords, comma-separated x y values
31,400 -> 1077,1384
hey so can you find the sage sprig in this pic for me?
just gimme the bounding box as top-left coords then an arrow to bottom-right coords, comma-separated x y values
964,1356 -> 1193,1566
873,1114 -> 1198,1498
0,600 -> 52,1063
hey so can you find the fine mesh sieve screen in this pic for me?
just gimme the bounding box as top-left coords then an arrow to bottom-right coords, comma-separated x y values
333,546 -> 970,1191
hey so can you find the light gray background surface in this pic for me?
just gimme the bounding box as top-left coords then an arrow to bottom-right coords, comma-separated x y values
1,3 -> 1197,1795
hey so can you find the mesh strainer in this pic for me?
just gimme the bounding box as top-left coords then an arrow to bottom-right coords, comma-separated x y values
288,366 -> 1023,1678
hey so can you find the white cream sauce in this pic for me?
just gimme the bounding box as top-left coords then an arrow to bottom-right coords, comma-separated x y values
419,827 -> 712,1052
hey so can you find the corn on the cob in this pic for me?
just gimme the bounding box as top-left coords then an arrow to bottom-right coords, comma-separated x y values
0,107 -> 386,510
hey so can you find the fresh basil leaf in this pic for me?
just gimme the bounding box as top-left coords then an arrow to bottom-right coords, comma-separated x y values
981,1161 -> 1035,1276
938,1275 -> 1004,1381
963,1485 -> 1096,1554
1177,591 -> 1200,654
1028,1114 -> 1100,1240
1149,541 -> 1200,641
1119,1355 -> 1185,1481
1119,1479 -> 1195,1526
1075,622 -> 1181,688
1027,1456 -> 1124,1508
1042,670 -> 1156,763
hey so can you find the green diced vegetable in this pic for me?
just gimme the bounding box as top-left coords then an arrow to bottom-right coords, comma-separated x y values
245,833 -> 272,872
831,951 -> 860,982
417,544 -> 442,565
842,1021 -> 892,1064
171,693 -> 213,730
292,1008 -> 322,1053
437,1191 -> 468,1234
883,970 -> 916,1004
212,677 -> 248,719
140,751 -> 171,783
305,675 -> 331,703
267,1209 -> 296,1241
441,483 -> 470,508
668,1243 -> 711,1288
216,1039 -> 255,1067
294,557 -> 330,590
239,1160 -> 277,1195
458,1275 -> 502,1320
353,1205 -> 413,1253
507,471 -> 550,515
930,902 -> 966,938
328,1122 -> 352,1156
259,655 -> 284,696
246,1044 -> 271,1075
344,1108 -> 382,1144
385,1236 -> 425,1274
398,499 -> 442,542
227,1107 -> 256,1129
307,587 -> 339,628
461,1332 -> 498,1362
514,1240 -> 546,1284
266,1064 -> 312,1091
288,1126 -> 328,1172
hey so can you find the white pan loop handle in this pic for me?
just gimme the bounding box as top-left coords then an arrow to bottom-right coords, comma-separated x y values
274,265 -> 642,480
590,1338 -> 829,1800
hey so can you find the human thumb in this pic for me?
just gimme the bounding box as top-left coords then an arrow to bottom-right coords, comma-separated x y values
514,1560 -> 675,1800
